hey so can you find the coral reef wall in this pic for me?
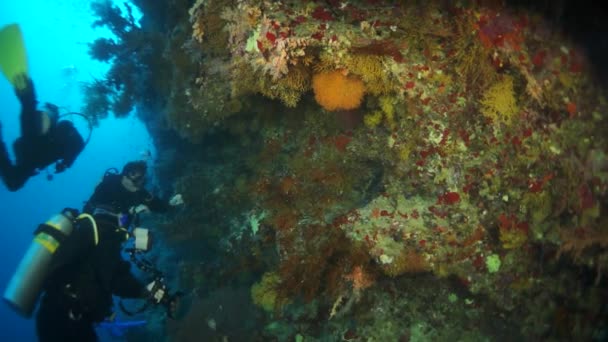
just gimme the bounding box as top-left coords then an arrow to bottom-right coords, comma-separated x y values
86,0 -> 608,340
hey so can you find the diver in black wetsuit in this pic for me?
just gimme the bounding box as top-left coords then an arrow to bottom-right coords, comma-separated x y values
0,76 -> 85,191
83,160 -> 183,217
35,210 -> 154,342
35,161 -> 183,341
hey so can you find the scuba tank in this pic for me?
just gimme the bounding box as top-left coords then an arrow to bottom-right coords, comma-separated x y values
3,208 -> 97,317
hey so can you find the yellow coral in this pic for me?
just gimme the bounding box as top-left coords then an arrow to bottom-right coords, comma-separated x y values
313,53 -> 338,74
345,54 -> 394,96
251,272 -> 282,312
272,64 -> 311,107
280,64 -> 311,92
234,59 -> 311,107
453,15 -> 497,91
522,191 -> 552,225
379,96 -> 396,129
364,96 -> 398,129
259,66 -> 310,107
480,75 -> 519,126
398,144 -> 413,161
364,110 -> 383,128
499,228 -> 528,249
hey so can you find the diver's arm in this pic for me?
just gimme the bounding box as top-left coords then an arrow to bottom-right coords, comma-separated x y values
53,121 -> 85,173
84,174 -> 122,213
141,190 -> 171,213
111,261 -> 179,318
111,261 -> 147,298
141,190 -> 183,213
14,75 -> 36,112
0,137 -> 29,191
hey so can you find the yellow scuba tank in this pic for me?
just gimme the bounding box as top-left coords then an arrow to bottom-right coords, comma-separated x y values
2,209 -> 88,317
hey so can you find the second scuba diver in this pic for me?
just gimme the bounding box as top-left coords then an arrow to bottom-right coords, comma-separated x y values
0,76 -> 85,191
0,24 -> 86,191
31,161 -> 183,341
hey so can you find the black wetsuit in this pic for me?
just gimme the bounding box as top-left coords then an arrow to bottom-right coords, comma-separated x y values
36,174 -> 169,341
35,215 -> 145,342
0,78 -> 84,191
84,173 -> 170,216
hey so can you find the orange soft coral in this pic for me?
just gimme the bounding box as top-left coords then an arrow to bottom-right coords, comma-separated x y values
312,70 -> 365,111
344,265 -> 374,291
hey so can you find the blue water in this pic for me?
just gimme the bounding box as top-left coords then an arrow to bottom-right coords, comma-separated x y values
0,1 -> 152,340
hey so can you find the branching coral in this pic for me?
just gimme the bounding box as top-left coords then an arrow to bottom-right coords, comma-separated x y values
220,3 -> 261,55
260,35 -> 314,81
558,228 -> 608,261
479,75 -> 519,126
188,0 -> 206,43
259,64 -> 312,107
452,13 -> 497,92
229,58 -> 310,108
188,0 -> 231,56
83,0 -> 186,118
90,0 -> 137,36
557,227 -> 608,284
81,80 -> 113,125
344,54 -> 396,96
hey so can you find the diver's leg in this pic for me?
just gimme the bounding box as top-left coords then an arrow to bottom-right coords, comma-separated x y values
0,138 -> 30,191
35,294 -> 71,342
14,75 -> 40,138
74,320 -> 99,341
36,294 -> 99,342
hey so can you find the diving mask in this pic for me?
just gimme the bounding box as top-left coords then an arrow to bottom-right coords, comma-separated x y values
122,171 -> 146,192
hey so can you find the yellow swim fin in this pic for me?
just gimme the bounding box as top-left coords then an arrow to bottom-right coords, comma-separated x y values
0,24 -> 29,90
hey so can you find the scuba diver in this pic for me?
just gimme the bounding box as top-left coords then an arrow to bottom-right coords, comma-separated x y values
33,208 -> 178,342
84,160 -> 184,216
3,161 -> 184,341
0,24 -> 86,191
0,76 -> 85,191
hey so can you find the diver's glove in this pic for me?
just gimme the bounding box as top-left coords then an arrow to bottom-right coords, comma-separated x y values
169,194 -> 184,206
165,292 -> 183,319
130,204 -> 150,215
13,74 -> 37,111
